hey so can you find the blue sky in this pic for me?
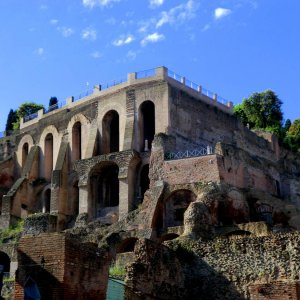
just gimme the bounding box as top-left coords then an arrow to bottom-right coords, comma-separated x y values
0,0 -> 299,131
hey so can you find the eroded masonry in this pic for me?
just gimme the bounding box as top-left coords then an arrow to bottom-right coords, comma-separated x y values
1,66 -> 300,299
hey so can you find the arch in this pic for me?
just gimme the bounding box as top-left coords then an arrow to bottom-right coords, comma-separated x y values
17,134 -> 34,167
163,189 -> 196,228
89,162 -> 119,219
139,164 -> 149,200
102,110 -> 119,154
117,237 -> 138,253
72,122 -> 82,161
98,102 -> 125,152
39,125 -> 60,179
67,113 -> 90,160
72,181 -> 79,215
139,101 -> 155,151
0,251 -> 10,273
44,133 -> 53,182
22,143 -> 29,167
42,188 -> 51,213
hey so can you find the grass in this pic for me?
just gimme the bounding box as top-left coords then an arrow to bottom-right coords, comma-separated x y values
0,219 -> 24,244
109,265 -> 126,277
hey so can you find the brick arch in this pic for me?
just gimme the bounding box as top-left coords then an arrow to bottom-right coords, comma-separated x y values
16,134 -> 34,167
98,102 -> 126,152
67,113 -> 90,160
152,188 -> 197,230
39,125 -> 61,179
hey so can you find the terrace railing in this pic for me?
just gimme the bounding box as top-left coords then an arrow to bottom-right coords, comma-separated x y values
24,112 -> 38,123
165,146 -> 214,160
136,68 -> 156,79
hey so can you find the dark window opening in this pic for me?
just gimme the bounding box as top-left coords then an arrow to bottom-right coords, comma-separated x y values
102,110 -> 119,154
139,101 -> 155,151
22,143 -> 29,167
44,133 -> 53,181
44,189 -> 51,213
117,238 -> 138,253
72,122 -> 82,161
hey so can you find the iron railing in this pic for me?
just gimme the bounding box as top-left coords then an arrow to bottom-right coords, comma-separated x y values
165,146 -> 214,160
101,78 -> 127,90
136,68 -> 156,79
73,88 -> 94,102
24,112 -> 38,123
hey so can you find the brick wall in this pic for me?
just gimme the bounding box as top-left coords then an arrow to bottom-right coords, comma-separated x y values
163,155 -> 220,185
15,233 -> 110,300
249,282 -> 300,300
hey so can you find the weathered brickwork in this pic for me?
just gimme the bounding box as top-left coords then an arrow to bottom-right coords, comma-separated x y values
15,233 -> 109,300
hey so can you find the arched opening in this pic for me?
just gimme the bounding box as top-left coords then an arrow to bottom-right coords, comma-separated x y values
117,238 -> 138,253
72,122 -> 82,161
139,164 -> 149,200
72,182 -> 79,215
44,133 -> 53,181
139,101 -> 155,151
43,189 -> 51,213
0,251 -> 10,274
159,233 -> 179,243
102,110 -> 119,154
24,277 -> 41,300
90,163 -> 119,219
22,143 -> 29,167
164,190 -> 196,228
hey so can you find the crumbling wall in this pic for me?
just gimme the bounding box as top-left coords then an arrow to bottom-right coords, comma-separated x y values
125,234 -> 300,300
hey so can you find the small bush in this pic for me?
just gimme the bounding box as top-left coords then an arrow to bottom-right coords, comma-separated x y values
109,265 -> 126,277
0,219 -> 24,244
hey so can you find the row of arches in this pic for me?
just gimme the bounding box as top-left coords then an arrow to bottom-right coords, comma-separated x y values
20,100 -> 156,177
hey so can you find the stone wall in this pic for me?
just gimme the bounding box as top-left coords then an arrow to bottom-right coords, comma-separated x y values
15,233 -> 110,300
125,233 -> 300,300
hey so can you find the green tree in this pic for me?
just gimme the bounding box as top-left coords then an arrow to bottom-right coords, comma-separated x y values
234,90 -> 283,133
5,109 -> 18,132
13,102 -> 44,129
286,119 -> 300,151
49,97 -> 58,107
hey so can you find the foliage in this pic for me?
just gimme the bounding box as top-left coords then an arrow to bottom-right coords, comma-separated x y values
49,97 -> 58,107
0,219 -> 24,244
13,102 -> 44,129
234,90 -> 283,131
285,119 -> 300,151
109,265 -> 126,277
5,109 -> 18,132
234,90 -> 300,151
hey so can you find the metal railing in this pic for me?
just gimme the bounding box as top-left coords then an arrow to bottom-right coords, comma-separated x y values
73,88 -> 94,102
167,69 -> 230,107
165,146 -> 214,160
136,68 -> 156,79
44,101 -> 66,114
101,78 -> 127,90
24,112 -> 38,123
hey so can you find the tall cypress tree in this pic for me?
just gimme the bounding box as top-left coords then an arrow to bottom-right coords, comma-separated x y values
5,109 -> 17,132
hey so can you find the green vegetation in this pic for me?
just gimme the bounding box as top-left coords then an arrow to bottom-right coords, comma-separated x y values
5,109 -> 18,132
49,97 -> 58,107
109,265 -> 126,277
0,219 -> 24,244
234,90 -> 300,151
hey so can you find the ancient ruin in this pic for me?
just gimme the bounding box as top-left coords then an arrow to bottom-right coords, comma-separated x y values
0,66 -> 300,299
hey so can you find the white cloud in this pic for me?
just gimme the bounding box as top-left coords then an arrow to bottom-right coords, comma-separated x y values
58,27 -> 74,37
40,4 -> 48,11
214,8 -> 232,20
127,50 -> 137,60
149,0 -> 164,8
91,51 -> 102,58
82,0 -> 120,8
82,27 -> 97,41
156,0 -> 197,28
113,35 -> 135,46
141,32 -> 165,46
50,19 -> 58,25
201,23 -> 210,32
34,48 -> 44,56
